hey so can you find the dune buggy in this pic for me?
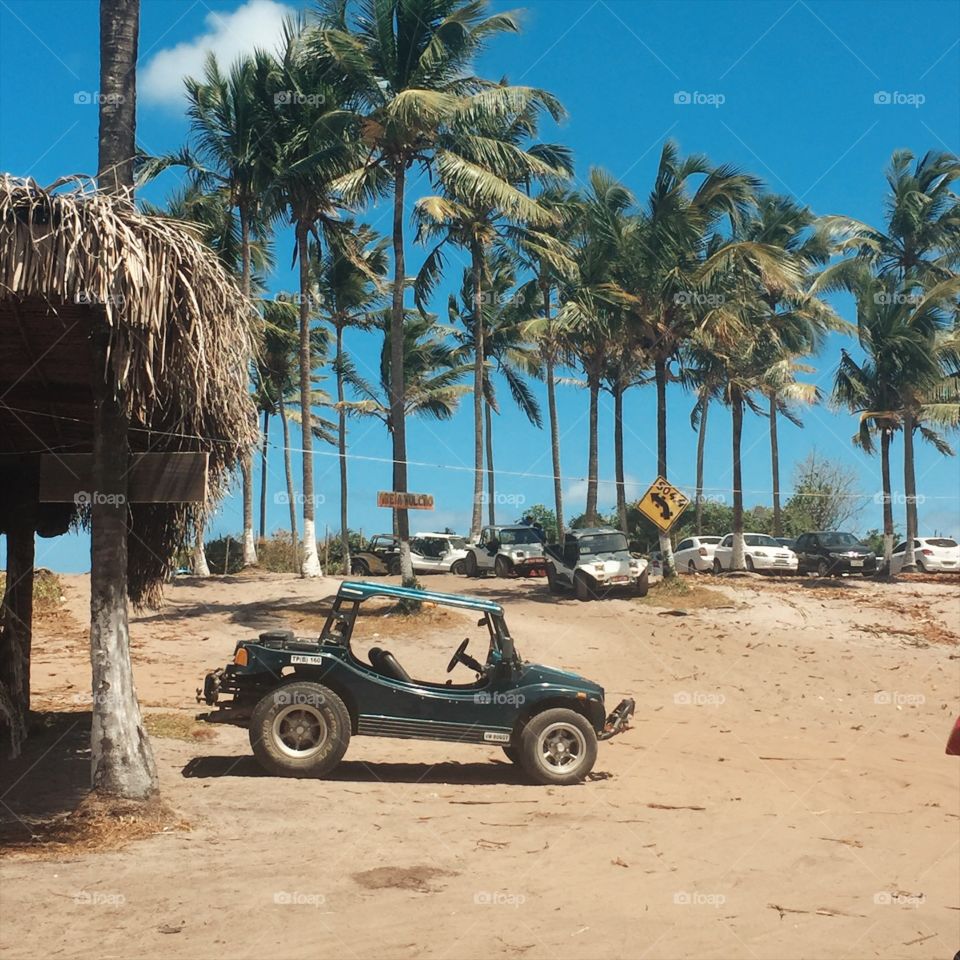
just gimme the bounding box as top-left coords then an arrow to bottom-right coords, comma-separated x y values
198,581 -> 634,785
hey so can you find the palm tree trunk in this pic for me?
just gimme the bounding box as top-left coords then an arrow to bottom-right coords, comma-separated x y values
901,409 -> 919,571
484,398 -> 495,525
90,0 -> 157,801
390,164 -> 414,585
258,410 -> 269,540
695,391 -> 709,535
470,243 -> 485,540
192,521 -> 210,577
336,324 -> 350,576
614,381 -> 627,533
239,204 -> 257,567
543,284 -> 564,537
654,356 -> 675,576
880,427 -> 894,572
279,394 -> 298,568
585,373 -> 600,525
296,220 -> 321,577
769,393 -> 782,538
730,389 -> 746,571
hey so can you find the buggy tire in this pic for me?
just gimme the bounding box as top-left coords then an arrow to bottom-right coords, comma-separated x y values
388,556 -> 401,576
545,563 -> 564,595
464,552 -> 479,577
519,708 -> 597,785
351,558 -> 369,576
494,555 -> 511,578
634,568 -> 649,598
249,682 -> 350,778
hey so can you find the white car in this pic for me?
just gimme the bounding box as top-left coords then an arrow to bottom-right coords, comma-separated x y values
889,537 -> 960,574
712,533 -> 798,574
674,535 -> 723,573
410,533 -> 470,575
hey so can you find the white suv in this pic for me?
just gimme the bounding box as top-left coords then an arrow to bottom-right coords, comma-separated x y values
674,535 -> 723,573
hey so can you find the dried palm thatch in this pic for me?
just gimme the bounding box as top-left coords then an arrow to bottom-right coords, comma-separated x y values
0,175 -> 258,605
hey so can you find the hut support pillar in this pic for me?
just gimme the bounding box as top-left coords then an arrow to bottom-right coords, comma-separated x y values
89,324 -> 157,799
0,496 -> 35,757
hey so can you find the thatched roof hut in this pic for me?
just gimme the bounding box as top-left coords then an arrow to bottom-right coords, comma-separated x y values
0,175 -> 258,602
0,174 -> 258,753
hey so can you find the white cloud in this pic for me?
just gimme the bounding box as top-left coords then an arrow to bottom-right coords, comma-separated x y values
140,0 -> 295,106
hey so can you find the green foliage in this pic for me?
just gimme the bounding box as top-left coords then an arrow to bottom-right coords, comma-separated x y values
518,504 -> 558,542
203,535 -> 246,575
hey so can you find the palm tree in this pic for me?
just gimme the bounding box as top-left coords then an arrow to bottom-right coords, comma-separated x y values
558,170 -> 635,526
833,271 -> 960,570
621,142 -> 760,574
255,298 -> 302,561
92,0 -> 158,800
142,182 -> 274,574
340,310 -> 472,452
816,149 -> 960,568
760,357 -> 820,536
314,223 -> 389,574
311,0 -> 542,580
413,88 -> 570,537
141,51 -> 278,567
507,189 -> 579,536
736,194 -> 836,536
265,20 -> 360,577
448,253 -> 543,523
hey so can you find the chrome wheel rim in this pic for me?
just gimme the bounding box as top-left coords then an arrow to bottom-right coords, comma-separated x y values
272,705 -> 328,759
537,722 -> 587,772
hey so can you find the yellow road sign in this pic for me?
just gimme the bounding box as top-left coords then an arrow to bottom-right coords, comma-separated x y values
637,476 -> 690,531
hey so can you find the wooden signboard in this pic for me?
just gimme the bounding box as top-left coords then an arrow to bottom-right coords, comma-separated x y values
38,452 -> 209,503
377,491 -> 434,511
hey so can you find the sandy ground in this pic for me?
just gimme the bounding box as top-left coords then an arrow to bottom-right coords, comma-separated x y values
1,569 -> 959,960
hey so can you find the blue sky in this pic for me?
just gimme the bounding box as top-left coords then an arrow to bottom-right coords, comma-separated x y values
1,0 -> 959,573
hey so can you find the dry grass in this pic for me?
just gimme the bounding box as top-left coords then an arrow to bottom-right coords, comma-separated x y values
0,568 -> 65,618
635,576 -> 737,611
0,793 -> 188,860
143,711 -> 217,742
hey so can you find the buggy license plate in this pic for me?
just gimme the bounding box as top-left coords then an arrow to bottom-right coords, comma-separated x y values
850,559 -> 863,567
610,576 -> 629,584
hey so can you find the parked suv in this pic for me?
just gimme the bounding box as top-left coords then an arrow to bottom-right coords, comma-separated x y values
464,524 -> 547,578
544,528 -> 649,600
794,531 -> 877,577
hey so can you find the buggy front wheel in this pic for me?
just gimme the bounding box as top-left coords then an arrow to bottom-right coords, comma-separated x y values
519,708 -> 597,785
249,682 -> 351,778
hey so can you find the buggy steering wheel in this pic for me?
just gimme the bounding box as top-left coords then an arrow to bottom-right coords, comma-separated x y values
447,638 -> 482,674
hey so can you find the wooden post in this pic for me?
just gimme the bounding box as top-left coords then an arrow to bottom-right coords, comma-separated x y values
0,477 -> 36,756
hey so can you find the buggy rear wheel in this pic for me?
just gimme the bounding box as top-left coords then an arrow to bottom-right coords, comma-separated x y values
249,682 -> 350,778
519,708 -> 597,785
